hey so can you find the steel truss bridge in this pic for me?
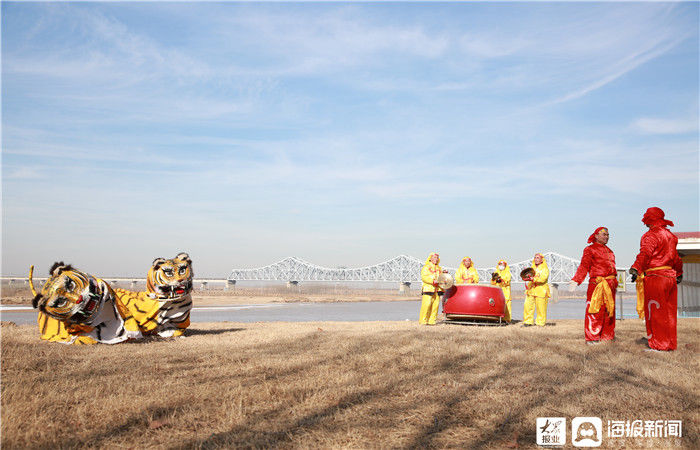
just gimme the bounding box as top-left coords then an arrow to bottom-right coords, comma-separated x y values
227,252 -> 585,285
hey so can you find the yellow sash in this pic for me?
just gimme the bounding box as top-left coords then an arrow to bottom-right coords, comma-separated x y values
588,275 -> 616,317
636,266 -> 672,319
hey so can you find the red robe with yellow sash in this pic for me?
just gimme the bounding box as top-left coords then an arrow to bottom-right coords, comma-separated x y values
572,242 -> 617,341
631,225 -> 683,351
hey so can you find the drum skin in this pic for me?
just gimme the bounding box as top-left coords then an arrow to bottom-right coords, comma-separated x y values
442,285 -> 506,320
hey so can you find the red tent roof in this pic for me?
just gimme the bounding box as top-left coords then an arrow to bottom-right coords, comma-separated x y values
676,232 -> 700,239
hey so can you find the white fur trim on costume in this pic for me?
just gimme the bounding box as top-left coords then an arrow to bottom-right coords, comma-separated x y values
158,329 -> 176,338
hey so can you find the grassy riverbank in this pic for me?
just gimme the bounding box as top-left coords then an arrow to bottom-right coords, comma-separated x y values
2,319 -> 698,448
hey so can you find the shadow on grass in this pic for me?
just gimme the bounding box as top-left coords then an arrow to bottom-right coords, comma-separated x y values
172,339 -> 488,449
444,337 -> 700,450
86,336 -> 537,449
442,320 -> 510,327
517,323 -> 558,328
634,337 -> 648,346
79,403 -> 189,446
179,388 -> 384,449
114,327 -> 245,344
186,328 -> 246,336
67,325 -> 698,449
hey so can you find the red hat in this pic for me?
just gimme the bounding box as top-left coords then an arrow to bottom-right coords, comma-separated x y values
588,226 -> 608,244
642,207 -> 674,228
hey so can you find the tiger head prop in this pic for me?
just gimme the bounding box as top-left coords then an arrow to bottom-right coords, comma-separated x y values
29,262 -> 111,325
147,252 -> 193,299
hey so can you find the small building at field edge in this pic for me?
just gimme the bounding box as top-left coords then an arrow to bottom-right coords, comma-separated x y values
676,232 -> 700,317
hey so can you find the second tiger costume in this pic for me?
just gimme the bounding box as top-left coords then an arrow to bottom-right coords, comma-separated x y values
115,253 -> 194,338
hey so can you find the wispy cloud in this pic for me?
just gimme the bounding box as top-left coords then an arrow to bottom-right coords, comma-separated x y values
2,167 -> 42,180
2,125 -> 195,166
5,5 -> 215,82
631,117 -> 699,135
546,32 -> 691,105
215,7 -> 451,74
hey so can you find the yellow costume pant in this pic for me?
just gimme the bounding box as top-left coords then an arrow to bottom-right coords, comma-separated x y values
493,284 -> 511,323
419,293 -> 440,325
523,295 -> 547,326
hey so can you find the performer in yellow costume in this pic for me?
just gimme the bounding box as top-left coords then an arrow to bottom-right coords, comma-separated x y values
491,260 -> 512,322
523,253 -> 550,327
455,257 -> 479,284
419,252 -> 445,325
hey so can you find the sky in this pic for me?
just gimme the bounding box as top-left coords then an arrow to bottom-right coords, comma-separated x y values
2,1 -> 698,278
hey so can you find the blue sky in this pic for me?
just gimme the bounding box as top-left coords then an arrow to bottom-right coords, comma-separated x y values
2,2 -> 698,277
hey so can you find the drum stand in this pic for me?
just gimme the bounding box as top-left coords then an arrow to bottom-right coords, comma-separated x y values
441,317 -> 508,327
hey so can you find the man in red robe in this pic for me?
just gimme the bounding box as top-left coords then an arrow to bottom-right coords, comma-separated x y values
629,207 -> 683,351
570,227 -> 617,344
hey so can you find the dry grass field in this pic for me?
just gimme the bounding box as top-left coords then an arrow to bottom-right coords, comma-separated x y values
2,319 -> 698,449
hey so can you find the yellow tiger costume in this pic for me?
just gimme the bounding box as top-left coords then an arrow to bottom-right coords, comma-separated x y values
32,253 -> 193,344
31,263 -> 143,345
114,253 -> 194,338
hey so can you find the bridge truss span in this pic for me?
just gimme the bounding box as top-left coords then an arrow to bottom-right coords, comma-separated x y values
228,255 -> 425,283
227,252 -> 586,285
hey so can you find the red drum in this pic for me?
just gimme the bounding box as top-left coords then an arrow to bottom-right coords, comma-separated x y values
442,285 -> 506,321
